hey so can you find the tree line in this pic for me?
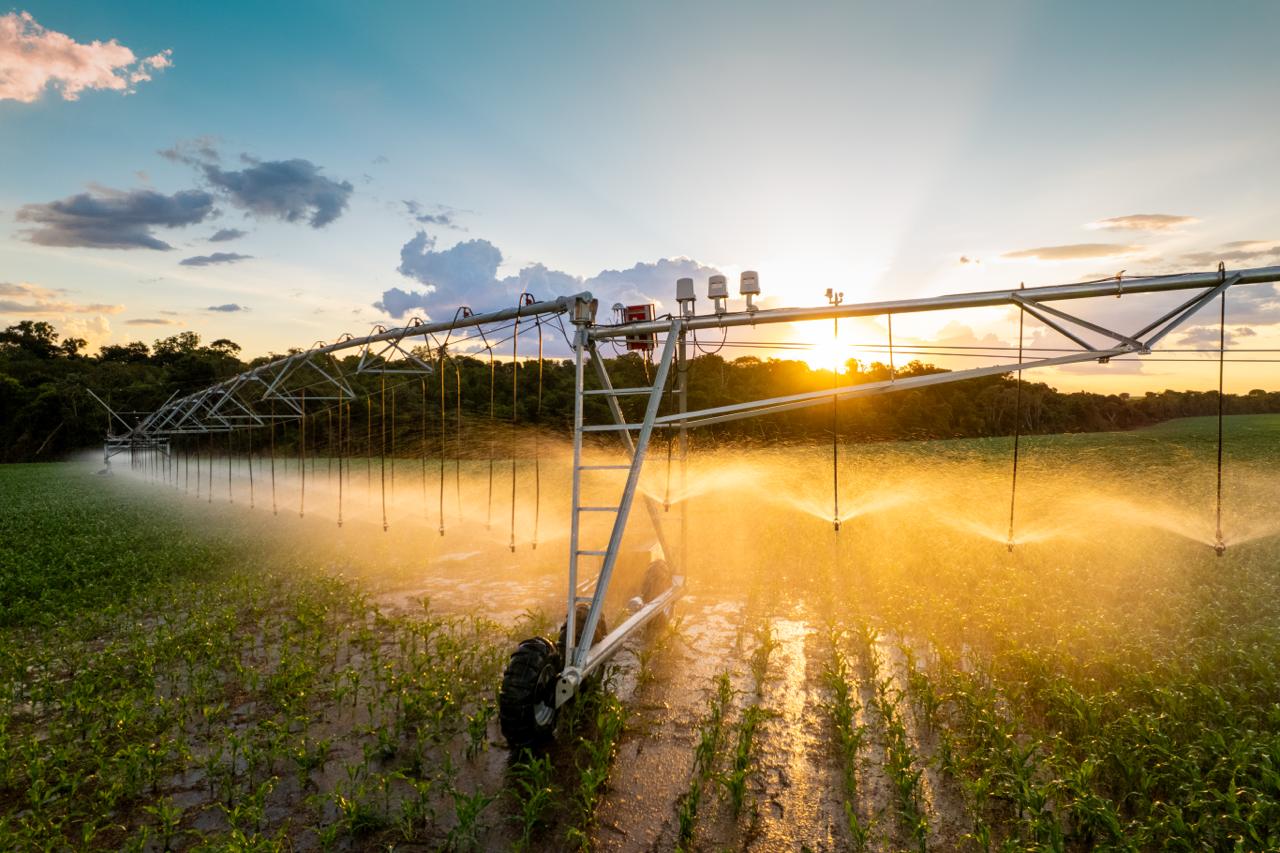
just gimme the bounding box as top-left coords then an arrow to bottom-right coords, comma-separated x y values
3,319 -> 1278,463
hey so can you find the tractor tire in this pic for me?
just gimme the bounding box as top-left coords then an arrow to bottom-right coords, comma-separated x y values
641,559 -> 674,630
499,637 -> 561,749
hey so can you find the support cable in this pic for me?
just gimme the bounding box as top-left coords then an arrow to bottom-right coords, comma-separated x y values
455,360 -> 463,520
380,373 -> 388,532
888,313 -> 896,382
487,344 -> 496,530
1215,281 -> 1228,556
227,429 -> 233,503
337,397 -> 345,527
1007,298 -> 1025,553
509,309 -> 520,552
832,315 -> 840,532
826,288 -> 843,532
438,354 -> 447,535
270,399 -> 277,515
533,318 -> 544,550
663,336 -> 678,511
299,387 -> 306,518
390,380 -> 397,499
421,377 -> 429,527
247,425 -> 254,509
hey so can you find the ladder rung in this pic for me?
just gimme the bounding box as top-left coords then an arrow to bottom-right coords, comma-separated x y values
576,550 -> 608,556
578,464 -> 631,470
577,506 -> 619,512
584,387 -> 653,396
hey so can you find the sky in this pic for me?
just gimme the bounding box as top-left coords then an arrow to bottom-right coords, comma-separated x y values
2,1 -> 1279,394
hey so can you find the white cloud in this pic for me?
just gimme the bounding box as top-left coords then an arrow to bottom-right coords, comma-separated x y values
0,12 -> 171,103
1086,214 -> 1199,233
0,281 -> 123,314
60,314 -> 112,350
1002,243 -> 1145,262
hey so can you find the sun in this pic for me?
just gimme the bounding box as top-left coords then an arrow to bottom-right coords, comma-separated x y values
802,334 -> 859,374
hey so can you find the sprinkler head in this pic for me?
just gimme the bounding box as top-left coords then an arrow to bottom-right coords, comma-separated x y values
438,526 -> 445,536
1006,540 -> 1015,553
833,518 -> 841,532
1214,539 -> 1227,557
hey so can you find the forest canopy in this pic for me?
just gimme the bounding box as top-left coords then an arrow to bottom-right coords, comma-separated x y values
3,319 -> 1278,463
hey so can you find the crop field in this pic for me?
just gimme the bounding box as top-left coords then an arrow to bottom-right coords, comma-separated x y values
3,414 -> 1280,851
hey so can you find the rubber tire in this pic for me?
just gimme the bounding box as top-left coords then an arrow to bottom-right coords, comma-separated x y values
642,559 -> 674,629
641,559 -> 673,603
499,637 -> 561,749
557,603 -> 608,673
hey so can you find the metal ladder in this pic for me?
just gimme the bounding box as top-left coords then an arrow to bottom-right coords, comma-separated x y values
560,321 -> 683,693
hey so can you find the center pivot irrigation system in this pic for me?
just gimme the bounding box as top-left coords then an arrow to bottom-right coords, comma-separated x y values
95,263 -> 1280,747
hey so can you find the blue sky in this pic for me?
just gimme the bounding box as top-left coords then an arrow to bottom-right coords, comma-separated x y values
3,1 -> 1279,392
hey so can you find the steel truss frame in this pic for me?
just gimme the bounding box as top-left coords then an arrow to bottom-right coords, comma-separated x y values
98,294 -> 588,451
97,264 -> 1280,711
549,264 -> 1280,706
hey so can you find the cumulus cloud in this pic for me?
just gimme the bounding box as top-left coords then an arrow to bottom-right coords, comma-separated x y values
206,303 -> 247,312
584,258 -> 720,307
0,11 -> 171,103
1087,214 -> 1199,232
391,232 -> 504,313
380,229 -> 720,320
179,252 -> 252,267
208,227 -> 247,242
15,187 -> 215,249
60,314 -> 112,350
1002,243 -> 1144,262
0,281 -> 123,314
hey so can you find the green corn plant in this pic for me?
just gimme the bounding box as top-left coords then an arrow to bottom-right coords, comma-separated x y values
508,751 -> 556,852
446,786 -> 496,852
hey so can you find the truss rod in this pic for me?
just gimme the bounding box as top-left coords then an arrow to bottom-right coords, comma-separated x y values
654,347 -> 1129,430
590,265 -> 1280,339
